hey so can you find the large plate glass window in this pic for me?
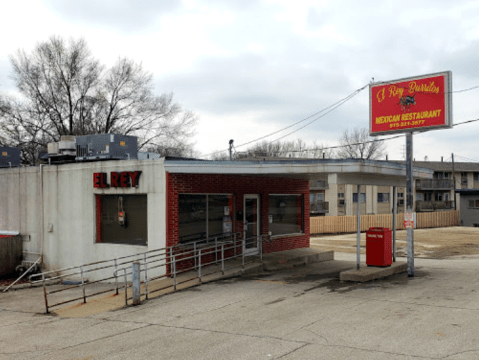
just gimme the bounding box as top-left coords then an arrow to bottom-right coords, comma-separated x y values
96,195 -> 147,246
178,194 -> 234,244
268,195 -> 303,236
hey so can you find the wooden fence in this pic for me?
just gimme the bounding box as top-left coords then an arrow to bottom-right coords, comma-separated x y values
310,210 -> 459,235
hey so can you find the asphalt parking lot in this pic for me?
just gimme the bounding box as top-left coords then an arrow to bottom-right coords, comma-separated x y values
1,253 -> 479,359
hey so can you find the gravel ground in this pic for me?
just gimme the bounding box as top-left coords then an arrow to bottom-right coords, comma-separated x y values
310,226 -> 479,259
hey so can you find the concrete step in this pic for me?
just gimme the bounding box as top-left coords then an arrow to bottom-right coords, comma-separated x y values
339,261 -> 407,282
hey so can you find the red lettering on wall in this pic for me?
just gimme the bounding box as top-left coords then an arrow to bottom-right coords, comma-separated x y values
93,170 -> 141,188
120,172 -> 129,187
111,172 -> 119,187
100,173 -> 109,188
129,171 -> 141,187
93,173 -> 101,188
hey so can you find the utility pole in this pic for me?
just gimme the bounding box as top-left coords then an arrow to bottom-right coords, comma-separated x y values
452,153 -> 456,210
229,140 -> 234,161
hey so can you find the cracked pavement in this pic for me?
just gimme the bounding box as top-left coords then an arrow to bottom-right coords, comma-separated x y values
1,255 -> 479,359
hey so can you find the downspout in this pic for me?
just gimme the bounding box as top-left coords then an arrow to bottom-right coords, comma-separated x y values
40,164 -> 44,268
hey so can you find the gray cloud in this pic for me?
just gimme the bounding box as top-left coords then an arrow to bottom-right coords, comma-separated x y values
44,0 -> 179,31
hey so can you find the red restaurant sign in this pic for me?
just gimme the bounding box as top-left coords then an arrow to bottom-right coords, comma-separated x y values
370,71 -> 452,136
93,171 -> 141,188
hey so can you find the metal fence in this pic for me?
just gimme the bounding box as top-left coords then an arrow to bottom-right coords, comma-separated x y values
30,233 -> 264,314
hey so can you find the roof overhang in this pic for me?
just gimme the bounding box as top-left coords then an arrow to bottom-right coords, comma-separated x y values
164,159 -> 433,187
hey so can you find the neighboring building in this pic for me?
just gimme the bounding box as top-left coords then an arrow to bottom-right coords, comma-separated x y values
397,161 -> 479,213
455,189 -> 479,227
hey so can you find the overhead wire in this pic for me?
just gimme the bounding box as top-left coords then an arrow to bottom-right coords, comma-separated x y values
201,82 -> 479,159
236,117 -> 479,157
200,83 -> 369,158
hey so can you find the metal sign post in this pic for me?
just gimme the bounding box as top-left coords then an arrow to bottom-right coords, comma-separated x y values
357,184 -> 361,270
406,133 -> 414,276
392,186 -> 397,262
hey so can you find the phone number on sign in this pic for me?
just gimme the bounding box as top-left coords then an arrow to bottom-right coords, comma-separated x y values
390,120 -> 425,128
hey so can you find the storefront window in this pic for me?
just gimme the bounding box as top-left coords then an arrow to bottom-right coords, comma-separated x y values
178,195 -> 207,243
178,194 -> 234,244
97,195 -> 147,246
268,195 -> 303,236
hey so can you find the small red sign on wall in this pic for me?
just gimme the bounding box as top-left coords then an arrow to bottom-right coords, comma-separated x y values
93,171 -> 142,188
370,71 -> 452,136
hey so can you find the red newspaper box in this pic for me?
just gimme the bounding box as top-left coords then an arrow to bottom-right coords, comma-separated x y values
366,227 -> 392,267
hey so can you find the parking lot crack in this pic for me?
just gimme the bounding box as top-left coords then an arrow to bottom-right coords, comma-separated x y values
276,343 -> 308,359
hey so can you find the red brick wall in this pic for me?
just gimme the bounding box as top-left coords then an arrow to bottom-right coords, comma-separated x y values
166,173 -> 310,255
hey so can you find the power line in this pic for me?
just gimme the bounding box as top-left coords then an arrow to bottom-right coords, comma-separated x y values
201,83 -> 369,158
453,118 -> 479,127
239,117 -> 479,157
453,154 -> 479,163
202,83 -> 479,159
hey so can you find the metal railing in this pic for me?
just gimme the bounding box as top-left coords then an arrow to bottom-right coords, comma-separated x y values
415,200 -> 455,212
30,233 -> 264,313
416,179 -> 454,190
113,235 -> 264,307
310,180 -> 329,190
310,201 -> 329,213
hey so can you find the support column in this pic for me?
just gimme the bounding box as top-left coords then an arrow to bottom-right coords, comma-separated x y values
406,133 -> 414,276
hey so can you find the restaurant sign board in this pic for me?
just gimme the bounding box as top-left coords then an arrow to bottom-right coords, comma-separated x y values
370,71 -> 452,136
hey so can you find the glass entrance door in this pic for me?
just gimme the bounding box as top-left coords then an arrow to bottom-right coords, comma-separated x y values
244,195 -> 260,255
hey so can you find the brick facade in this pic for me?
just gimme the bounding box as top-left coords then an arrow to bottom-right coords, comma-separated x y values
166,173 -> 310,263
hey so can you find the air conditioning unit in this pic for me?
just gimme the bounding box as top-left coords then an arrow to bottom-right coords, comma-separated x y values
76,134 -> 138,161
45,136 -> 77,163
0,146 -> 21,168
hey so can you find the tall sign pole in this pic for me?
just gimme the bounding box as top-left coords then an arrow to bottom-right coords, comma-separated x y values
406,133 -> 414,276
369,71 -> 452,277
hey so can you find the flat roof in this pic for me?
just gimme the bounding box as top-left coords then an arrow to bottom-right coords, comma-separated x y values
164,158 -> 433,186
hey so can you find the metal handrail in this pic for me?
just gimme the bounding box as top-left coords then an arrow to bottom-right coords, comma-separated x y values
35,234 -> 263,313
112,235 -> 263,306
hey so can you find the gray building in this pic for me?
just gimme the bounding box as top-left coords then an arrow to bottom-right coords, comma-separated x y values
456,189 -> 479,227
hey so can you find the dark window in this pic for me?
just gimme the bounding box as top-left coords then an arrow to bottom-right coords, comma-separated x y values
178,195 -> 207,243
353,193 -> 366,203
398,192 -> 404,198
97,195 -> 147,246
338,193 -> 344,198
208,195 -> 233,238
378,193 -> 390,203
178,194 -> 234,244
269,195 -> 303,236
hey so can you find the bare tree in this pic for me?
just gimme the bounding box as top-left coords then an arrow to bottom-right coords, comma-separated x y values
233,139 -> 335,159
0,36 -> 197,164
336,127 -> 386,160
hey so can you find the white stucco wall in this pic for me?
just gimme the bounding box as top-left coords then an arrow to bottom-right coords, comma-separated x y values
0,159 -> 167,281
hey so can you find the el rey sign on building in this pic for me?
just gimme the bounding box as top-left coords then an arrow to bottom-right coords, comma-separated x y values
93,171 -> 141,188
370,71 -> 452,136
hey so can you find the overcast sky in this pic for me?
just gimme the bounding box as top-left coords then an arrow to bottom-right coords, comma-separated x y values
1,0 -> 479,162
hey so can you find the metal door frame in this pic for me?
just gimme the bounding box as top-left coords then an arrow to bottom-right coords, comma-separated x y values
243,194 -> 260,256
